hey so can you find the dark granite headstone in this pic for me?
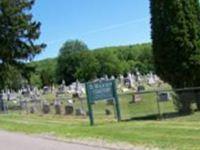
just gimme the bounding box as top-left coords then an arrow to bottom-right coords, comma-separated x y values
137,85 -> 145,92
42,104 -> 50,114
30,106 -> 35,114
65,105 -> 73,115
55,105 -> 61,114
106,99 -> 114,105
105,109 -> 111,115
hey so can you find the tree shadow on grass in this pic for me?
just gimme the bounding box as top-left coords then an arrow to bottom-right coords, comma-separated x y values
122,112 -> 190,122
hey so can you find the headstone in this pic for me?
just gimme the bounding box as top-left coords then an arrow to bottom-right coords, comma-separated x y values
131,74 -> 136,84
154,75 -> 160,82
43,86 -> 50,94
148,72 -> 156,85
72,93 -> 80,98
54,99 -> 61,114
62,80 -> 65,85
6,90 -> 10,101
105,108 -> 111,115
2,92 -> 7,100
22,89 -> 30,97
104,75 -> 109,80
10,93 -> 17,101
20,100 -> 27,110
119,74 -> 124,85
131,94 -> 142,103
42,102 -> 50,114
158,92 -> 171,102
55,105 -> 61,114
80,87 -> 85,94
137,85 -> 145,92
106,99 -> 114,105
30,94 -> 38,102
67,99 -> 74,105
65,105 -> 73,115
124,78 -> 131,88
30,106 -> 35,114
121,87 -> 129,93
110,75 -> 115,80
75,80 -> 79,92
75,108 -> 85,116
128,73 -> 134,87
57,86 -> 65,94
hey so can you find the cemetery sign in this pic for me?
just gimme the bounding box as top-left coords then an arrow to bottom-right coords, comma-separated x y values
85,80 -> 121,126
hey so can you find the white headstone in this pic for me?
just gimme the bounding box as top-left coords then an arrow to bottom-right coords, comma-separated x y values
148,72 -> 156,85
111,75 -> 115,80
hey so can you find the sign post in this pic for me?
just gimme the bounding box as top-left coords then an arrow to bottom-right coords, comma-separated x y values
85,83 -> 94,126
85,80 -> 121,126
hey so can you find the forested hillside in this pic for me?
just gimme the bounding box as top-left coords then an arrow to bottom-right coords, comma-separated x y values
29,43 -> 153,87
29,58 -> 57,88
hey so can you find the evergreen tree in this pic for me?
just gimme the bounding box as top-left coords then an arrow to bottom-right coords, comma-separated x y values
150,0 -> 200,113
0,0 -> 45,89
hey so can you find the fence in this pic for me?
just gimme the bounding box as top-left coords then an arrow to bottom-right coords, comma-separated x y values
118,90 -> 175,121
0,87 -> 200,122
118,87 -> 200,121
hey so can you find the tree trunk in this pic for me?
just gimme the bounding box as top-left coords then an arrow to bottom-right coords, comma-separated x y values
176,91 -> 193,114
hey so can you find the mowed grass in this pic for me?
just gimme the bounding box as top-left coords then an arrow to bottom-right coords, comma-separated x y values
0,93 -> 200,150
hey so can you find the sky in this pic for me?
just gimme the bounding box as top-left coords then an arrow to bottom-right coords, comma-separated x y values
32,0 -> 151,60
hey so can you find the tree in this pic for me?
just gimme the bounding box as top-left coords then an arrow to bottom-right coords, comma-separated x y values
94,50 -> 124,77
29,58 -> 56,87
0,0 -> 45,90
114,43 -> 154,74
0,64 -> 23,90
75,51 -> 100,82
30,74 -> 42,88
150,0 -> 200,113
56,40 -> 88,85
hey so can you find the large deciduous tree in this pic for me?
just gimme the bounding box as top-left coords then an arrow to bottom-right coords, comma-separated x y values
56,40 -> 89,85
0,0 -> 45,90
150,0 -> 200,113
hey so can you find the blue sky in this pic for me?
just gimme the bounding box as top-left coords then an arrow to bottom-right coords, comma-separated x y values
32,0 -> 151,60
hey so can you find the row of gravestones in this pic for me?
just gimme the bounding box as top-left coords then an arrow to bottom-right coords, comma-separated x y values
31,103 -> 86,116
41,104 -> 112,116
0,92 -> 113,116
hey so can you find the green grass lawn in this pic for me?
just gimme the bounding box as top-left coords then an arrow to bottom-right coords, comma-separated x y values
0,112 -> 199,150
0,93 -> 199,150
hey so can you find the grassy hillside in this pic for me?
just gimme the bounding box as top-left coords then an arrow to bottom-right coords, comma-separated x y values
94,43 -> 151,53
30,58 -> 57,72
